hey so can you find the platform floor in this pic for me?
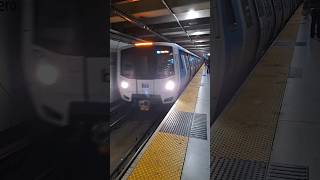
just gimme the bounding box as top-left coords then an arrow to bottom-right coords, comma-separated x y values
270,14 -> 320,180
211,6 -> 318,180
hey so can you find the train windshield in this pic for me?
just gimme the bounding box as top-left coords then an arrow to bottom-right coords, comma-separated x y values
121,46 -> 175,79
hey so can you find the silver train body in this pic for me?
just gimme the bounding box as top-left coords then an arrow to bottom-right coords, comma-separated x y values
22,0 -> 108,127
117,42 -> 203,107
110,40 -> 128,104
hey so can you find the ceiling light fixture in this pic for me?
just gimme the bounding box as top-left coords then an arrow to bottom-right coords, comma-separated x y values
186,9 -> 199,19
134,42 -> 153,46
192,31 -> 203,36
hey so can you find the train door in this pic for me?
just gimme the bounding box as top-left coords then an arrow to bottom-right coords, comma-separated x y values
272,0 -> 284,37
282,0 -> 286,23
282,0 -> 289,23
196,57 -> 199,69
189,56 -> 195,77
188,56 -> 192,77
234,0 -> 259,79
184,53 -> 192,81
178,50 -> 188,88
264,0 -> 276,45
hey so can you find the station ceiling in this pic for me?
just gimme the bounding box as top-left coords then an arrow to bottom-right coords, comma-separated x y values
110,0 -> 210,55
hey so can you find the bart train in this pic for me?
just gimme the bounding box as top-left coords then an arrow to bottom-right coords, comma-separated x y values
117,42 -> 204,110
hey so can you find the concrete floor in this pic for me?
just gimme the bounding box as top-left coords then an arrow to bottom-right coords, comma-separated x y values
270,15 -> 320,180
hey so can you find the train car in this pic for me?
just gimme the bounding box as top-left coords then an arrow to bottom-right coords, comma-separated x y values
117,42 -> 203,110
110,40 -> 128,104
24,0 -> 107,126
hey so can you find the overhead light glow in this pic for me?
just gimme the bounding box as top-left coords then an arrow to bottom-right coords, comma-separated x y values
195,44 -> 208,47
116,0 -> 140,5
186,9 -> 199,19
207,53 -> 210,56
134,42 -> 153,46
191,31 -> 203,36
36,64 -> 59,85
156,50 -> 169,54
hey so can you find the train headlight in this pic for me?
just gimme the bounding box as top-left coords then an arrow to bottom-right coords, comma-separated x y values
165,80 -> 175,91
36,64 -> 59,85
121,81 -> 129,89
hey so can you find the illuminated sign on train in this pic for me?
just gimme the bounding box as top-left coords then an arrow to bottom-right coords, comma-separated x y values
156,50 -> 170,54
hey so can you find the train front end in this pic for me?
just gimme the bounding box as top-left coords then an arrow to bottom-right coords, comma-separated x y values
118,43 -> 178,111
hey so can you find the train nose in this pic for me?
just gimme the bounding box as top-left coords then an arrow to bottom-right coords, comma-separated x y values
137,80 -> 154,95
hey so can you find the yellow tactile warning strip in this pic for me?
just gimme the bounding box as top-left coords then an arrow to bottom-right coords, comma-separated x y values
128,132 -> 188,180
211,6 -> 303,163
174,66 -> 204,112
127,66 -> 205,180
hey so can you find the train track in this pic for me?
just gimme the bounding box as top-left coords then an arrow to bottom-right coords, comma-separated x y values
110,100 -> 132,131
110,105 -> 170,180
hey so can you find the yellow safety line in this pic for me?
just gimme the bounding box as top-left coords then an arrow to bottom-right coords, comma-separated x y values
174,66 -> 204,112
128,132 -> 188,180
211,7 -> 303,162
128,65 -> 205,180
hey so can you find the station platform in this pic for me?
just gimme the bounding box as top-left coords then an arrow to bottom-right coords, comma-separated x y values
122,65 -> 210,180
211,7 -> 320,180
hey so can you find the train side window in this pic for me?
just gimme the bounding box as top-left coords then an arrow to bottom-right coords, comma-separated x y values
264,0 -> 272,17
241,0 -> 253,27
278,0 -> 282,10
273,0 -> 279,11
179,51 -> 187,77
225,0 -> 238,30
184,54 -> 190,72
189,56 -> 194,67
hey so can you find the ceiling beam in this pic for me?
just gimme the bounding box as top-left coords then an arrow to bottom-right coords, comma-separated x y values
112,5 -> 171,42
161,0 -> 194,48
111,0 -> 209,16
110,29 -> 147,43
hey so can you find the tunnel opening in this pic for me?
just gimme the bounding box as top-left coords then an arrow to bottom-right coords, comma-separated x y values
109,0 -> 210,178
